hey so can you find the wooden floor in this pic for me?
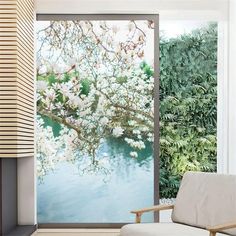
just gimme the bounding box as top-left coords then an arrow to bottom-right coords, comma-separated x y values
32,229 -> 120,236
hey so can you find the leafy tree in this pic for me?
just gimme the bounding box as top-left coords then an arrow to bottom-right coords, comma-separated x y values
159,24 -> 217,198
36,21 -> 155,177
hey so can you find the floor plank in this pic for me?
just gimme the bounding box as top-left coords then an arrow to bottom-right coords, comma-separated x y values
32,229 -> 120,236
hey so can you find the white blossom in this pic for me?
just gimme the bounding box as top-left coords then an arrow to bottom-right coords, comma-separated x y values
112,25 -> 119,34
130,151 -> 138,158
112,127 -> 124,137
37,80 -> 48,92
67,95 -> 82,108
100,117 -> 109,126
45,88 -> 56,101
127,22 -> 135,32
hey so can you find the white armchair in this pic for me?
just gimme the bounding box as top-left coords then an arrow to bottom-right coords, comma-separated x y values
121,172 -> 236,236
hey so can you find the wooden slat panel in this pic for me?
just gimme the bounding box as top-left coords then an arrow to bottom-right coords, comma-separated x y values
0,153 -> 34,158
0,131 -> 34,137
0,39 -> 17,44
0,149 -> 34,153
0,14 -> 17,19
0,91 -> 17,96
17,67 -> 34,80
0,28 -> 17,32
0,68 -> 17,72
0,0 -> 35,158
0,71 -> 17,77
0,96 -> 34,106
0,37 -> 17,42
0,1 -> 17,4
0,22 -> 16,28
0,111 -> 34,120
0,135 -> 34,141
17,24 -> 34,41
0,81 -> 35,96
0,122 -> 33,129
0,32 -> 17,36
0,86 -> 17,90
0,120 -> 34,127
0,6 -> 16,9
0,10 -> 17,14
18,0 -> 34,10
0,19 -> 17,23
16,54 -> 34,74
0,106 -> 34,117
17,1 -> 34,19
0,64 -> 17,68
0,112 -> 34,122
0,145 -> 34,149
0,140 -> 34,145
0,99 -> 34,112
0,127 -> 34,133
17,6 -> 34,21
17,42 -> 34,61
0,99 -> 18,103
0,45 -> 17,49
16,75 -> 34,91
0,59 -> 17,63
17,92 -> 34,104
0,90 -> 17,95
18,60 -> 35,73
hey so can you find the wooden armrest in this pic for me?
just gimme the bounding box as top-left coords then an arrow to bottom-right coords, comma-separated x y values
207,221 -> 236,236
131,204 -> 174,223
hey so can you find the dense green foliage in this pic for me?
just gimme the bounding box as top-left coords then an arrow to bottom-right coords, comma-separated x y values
159,24 -> 217,198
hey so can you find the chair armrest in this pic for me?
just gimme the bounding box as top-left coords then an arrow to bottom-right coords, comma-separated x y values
207,221 -> 236,236
131,204 -> 174,223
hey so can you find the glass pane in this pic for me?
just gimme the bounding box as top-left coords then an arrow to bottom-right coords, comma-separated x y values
36,19 -> 156,223
159,22 -> 217,221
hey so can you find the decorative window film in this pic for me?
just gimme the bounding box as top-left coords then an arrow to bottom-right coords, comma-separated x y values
36,18 -> 157,223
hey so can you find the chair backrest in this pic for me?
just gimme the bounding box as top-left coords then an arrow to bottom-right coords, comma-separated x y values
172,171 -> 236,235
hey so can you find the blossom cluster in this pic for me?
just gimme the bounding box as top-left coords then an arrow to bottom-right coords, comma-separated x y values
36,20 -> 155,176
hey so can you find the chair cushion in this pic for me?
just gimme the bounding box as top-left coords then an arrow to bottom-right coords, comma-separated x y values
172,171 -> 236,235
120,223 -> 227,236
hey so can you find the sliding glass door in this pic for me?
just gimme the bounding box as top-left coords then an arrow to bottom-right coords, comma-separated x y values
36,15 -> 159,224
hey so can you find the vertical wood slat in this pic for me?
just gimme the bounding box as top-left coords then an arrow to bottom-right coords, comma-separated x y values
0,0 -> 35,158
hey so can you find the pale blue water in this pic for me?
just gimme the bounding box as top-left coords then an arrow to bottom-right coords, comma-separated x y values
37,138 -> 154,223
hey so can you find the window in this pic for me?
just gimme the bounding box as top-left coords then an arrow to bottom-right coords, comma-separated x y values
159,21 -> 217,222
36,16 -> 218,225
36,15 -> 159,224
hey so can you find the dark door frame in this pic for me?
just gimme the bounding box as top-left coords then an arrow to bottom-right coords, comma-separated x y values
36,13 -> 160,229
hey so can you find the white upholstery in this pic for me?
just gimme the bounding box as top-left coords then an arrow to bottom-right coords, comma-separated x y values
120,223 -> 227,236
172,172 -> 236,235
121,172 -> 236,236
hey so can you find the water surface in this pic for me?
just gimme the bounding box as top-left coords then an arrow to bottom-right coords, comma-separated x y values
37,138 -> 154,223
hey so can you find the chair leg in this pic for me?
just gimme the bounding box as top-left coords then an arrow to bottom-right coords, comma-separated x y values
209,231 -> 216,236
135,213 -> 142,223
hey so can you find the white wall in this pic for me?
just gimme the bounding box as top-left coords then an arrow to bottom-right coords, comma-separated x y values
217,20 -> 229,173
36,0 -> 228,20
228,0 -> 236,174
18,157 -> 36,225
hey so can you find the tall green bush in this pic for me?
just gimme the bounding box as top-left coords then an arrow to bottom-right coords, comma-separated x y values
159,23 -> 217,198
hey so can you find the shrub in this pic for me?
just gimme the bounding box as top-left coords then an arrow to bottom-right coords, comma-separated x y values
159,23 -> 217,198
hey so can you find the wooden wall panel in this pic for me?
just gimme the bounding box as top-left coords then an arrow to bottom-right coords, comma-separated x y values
0,0 -> 35,158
